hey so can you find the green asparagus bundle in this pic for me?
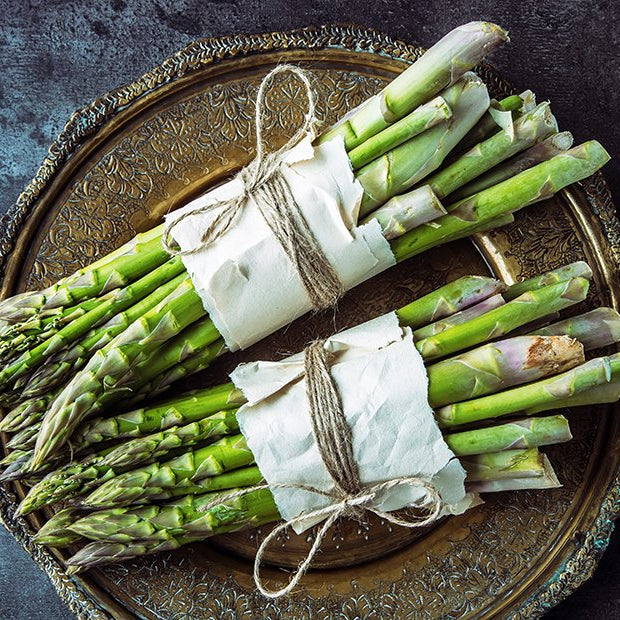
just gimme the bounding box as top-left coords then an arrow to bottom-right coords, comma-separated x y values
15,261 -> 611,515
24,264 -> 592,471
20,262 -> 620,576
0,261 -> 598,476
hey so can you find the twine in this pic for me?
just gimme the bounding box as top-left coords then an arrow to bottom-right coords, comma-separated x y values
161,65 -> 344,311
201,339 -> 443,598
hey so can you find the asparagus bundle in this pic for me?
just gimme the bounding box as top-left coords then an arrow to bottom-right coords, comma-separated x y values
15,263 -> 618,576
0,23 -> 610,479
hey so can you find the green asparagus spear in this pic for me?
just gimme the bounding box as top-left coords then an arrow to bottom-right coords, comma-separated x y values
426,335 -> 585,406
395,275 -> 505,328
317,22 -> 508,150
466,458 -> 560,492
460,448 -> 547,481
444,415 -> 572,455
505,261 -> 593,300
0,393 -> 54,433
413,293 -> 505,340
80,434 -> 254,508
528,308 -> 620,351
450,131 -> 574,201
436,353 -> 620,427
72,384 -> 240,450
348,96 -> 452,169
364,186 -> 446,240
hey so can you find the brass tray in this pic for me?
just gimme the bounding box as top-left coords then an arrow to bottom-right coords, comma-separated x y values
1,24 -> 620,619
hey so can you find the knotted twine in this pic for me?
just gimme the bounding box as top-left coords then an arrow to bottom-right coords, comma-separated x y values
201,339 -> 443,599
161,65 -> 344,311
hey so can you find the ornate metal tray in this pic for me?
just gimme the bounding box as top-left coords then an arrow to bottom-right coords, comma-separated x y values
1,25 -> 619,619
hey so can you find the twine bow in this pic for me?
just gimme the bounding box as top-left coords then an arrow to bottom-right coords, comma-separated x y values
162,64 -> 344,311
201,340 -> 443,599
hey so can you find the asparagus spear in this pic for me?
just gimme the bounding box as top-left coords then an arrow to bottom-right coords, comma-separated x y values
505,261 -> 593,300
0,449 -> 30,468
62,487 -> 280,572
416,278 -> 590,360
72,383 -> 241,449
6,424 -> 39,451
365,186 -> 446,240
97,410 -> 240,468
395,275 -> 506,328
450,131 -> 574,201
389,141 -> 611,262
413,293 -> 505,340
426,335 -> 585,407
357,73 -> 491,215
436,353 -> 620,427
125,341 -> 230,403
421,101 -> 558,200
33,508 -> 85,547
466,456 -> 560,492
0,225 -> 168,324
529,308 -> 620,351
0,298 -> 102,364
0,394 -> 54,433
30,279 -> 214,469
444,415 -> 571,455
521,380 -> 620,414
348,96 -> 452,169
455,90 -> 535,153
461,448 -> 548,481
317,22 -> 508,150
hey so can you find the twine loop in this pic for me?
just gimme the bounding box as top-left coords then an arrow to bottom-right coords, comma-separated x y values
201,339 -> 443,598
162,64 -> 344,310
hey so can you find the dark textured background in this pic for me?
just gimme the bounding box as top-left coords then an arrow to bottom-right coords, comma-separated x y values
1,1 -> 619,618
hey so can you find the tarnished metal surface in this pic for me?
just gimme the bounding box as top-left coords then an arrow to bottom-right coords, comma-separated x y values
0,25 -> 619,619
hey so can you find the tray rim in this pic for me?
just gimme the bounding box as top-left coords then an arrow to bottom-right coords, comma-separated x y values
0,23 -> 619,619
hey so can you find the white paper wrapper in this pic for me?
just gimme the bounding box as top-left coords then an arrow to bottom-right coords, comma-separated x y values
232,312 -> 476,534
165,137 -> 395,351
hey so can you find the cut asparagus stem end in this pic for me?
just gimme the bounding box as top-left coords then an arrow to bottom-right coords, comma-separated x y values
466,454 -> 560,492
528,307 -> 620,351
506,261 -> 593,300
365,186 -> 446,239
